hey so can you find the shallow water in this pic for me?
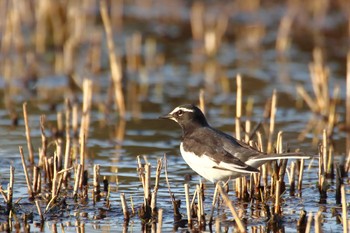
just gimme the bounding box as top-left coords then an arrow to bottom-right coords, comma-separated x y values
0,1 -> 349,232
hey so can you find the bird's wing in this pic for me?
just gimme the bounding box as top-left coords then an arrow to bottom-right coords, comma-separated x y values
210,127 -> 264,162
183,128 -> 259,174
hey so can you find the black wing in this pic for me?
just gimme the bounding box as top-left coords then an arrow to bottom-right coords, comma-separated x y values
182,127 -> 259,173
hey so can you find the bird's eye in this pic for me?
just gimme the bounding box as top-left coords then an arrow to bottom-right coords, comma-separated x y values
177,110 -> 183,116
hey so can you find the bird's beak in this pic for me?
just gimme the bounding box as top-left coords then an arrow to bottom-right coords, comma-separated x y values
159,113 -> 173,120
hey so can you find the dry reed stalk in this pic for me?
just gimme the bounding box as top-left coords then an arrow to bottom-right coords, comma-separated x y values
56,139 -> 63,172
235,74 -> 242,140
6,166 -> 14,211
157,209 -> 163,233
190,1 -> 204,41
120,193 -> 130,222
130,196 -> 135,216
137,156 -> 145,189
57,111 -> 63,136
72,103 -> 79,137
79,134 -> 85,189
322,129 -> 327,174
296,85 -> 318,113
46,173 -> 61,212
267,90 -> 277,153
305,212 -> 313,233
217,185 -> 246,233
163,154 -> 181,221
19,146 -> 34,199
184,184 -> 192,226
244,120 -> 251,143
144,163 -> 151,201
336,164 -> 342,204
145,37 -> 157,70
153,158 -> 162,193
126,32 -> 142,72
35,200 -> 44,221
288,162 -> 296,196
274,179 -> 282,215
151,191 -> 157,214
32,166 -> 40,194
199,89 -> 205,115
310,49 -> 329,113
23,103 -> 34,164
346,52 -> 350,172
93,164 -> 101,199
80,78 -> 93,141
341,185 -> 348,233
276,12 -> 293,52
39,115 -> 47,165
215,217 -> 221,233
100,0 -> 125,118
196,184 -> 205,229
298,159 -> 305,194
0,186 -> 8,203
314,210 -> 322,233
63,135 -> 71,183
276,131 -> 283,154
73,164 -> 82,198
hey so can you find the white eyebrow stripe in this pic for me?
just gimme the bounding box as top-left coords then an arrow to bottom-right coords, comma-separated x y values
170,106 -> 194,114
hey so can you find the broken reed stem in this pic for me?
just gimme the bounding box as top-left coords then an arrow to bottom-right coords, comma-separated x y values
199,89 -> 205,115
79,134 -> 85,188
274,179 -> 282,215
23,103 -> 34,164
322,129 -> 327,174
153,158 -> 162,193
209,183 -> 219,224
57,111 -> 63,135
72,103 -> 79,137
144,163 -> 151,201
93,164 -> 101,198
40,115 -> 47,165
137,156 -> 145,188
33,166 -> 41,194
217,185 -> 246,233
196,184 -> 204,228
341,185 -> 348,233
184,184 -> 192,226
157,209 -> 163,233
79,78 -> 93,143
100,0 -> 125,118
305,212 -> 313,233
314,210 -> 322,233
298,159 -> 305,193
73,164 -> 82,198
7,166 -> 14,211
190,1 -> 204,40
63,136 -> 71,183
235,74 -> 242,140
289,162 -> 296,196
35,200 -> 44,221
152,158 -> 162,213
120,193 -> 130,222
267,89 -> 277,153
19,146 -> 34,199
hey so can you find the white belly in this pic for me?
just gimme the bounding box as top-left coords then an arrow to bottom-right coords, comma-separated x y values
180,143 -> 234,182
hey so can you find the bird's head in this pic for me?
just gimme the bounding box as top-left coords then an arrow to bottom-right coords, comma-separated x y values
160,104 -> 209,131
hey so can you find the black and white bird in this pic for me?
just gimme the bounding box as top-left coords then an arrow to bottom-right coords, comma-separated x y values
160,104 -> 310,183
